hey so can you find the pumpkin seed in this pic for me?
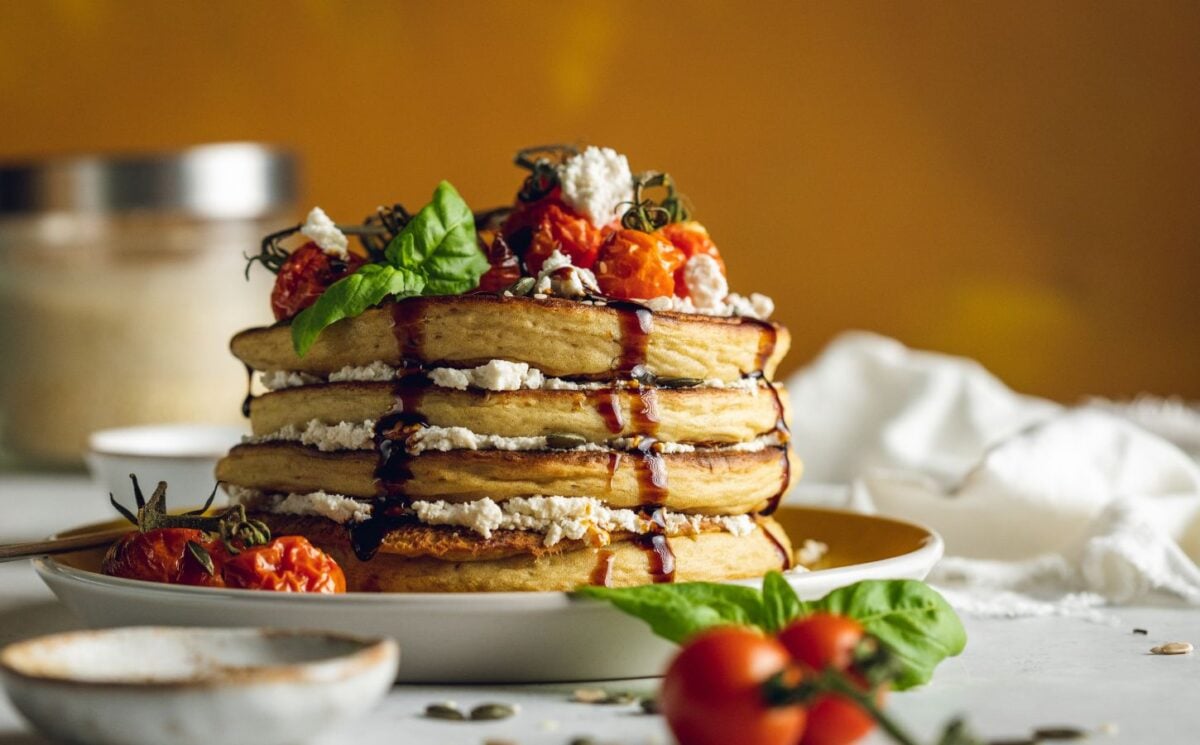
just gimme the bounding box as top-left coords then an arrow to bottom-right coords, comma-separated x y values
571,688 -> 607,703
470,703 -> 517,721
639,697 -> 661,714
1032,726 -> 1088,740
568,738 -> 597,745
424,703 -> 465,720
546,433 -> 588,450
657,377 -> 703,389
1151,641 -> 1193,655
600,692 -> 636,705
507,277 -> 535,296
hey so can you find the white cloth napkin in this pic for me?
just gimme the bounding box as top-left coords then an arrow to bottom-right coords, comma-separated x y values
784,332 -> 1200,617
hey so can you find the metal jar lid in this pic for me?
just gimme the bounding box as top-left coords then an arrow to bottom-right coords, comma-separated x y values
0,142 -> 297,219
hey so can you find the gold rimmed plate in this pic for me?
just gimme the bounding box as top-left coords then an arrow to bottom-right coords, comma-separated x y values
34,504 -> 941,683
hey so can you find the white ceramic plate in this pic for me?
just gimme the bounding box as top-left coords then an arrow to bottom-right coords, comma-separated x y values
0,627 -> 398,745
35,505 -> 941,683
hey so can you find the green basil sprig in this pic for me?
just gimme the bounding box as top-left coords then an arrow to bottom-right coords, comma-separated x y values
577,575 -> 966,690
290,181 -> 488,356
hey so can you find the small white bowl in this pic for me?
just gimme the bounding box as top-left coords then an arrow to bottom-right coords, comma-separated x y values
86,424 -> 246,506
0,627 -> 399,745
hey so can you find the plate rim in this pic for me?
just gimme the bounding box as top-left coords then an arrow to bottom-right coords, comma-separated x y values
34,504 -> 943,606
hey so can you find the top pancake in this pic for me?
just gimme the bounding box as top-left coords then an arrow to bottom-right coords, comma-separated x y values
231,294 -> 790,382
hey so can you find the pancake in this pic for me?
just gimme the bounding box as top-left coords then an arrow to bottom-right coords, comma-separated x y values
217,442 -> 798,514
257,513 -> 794,592
230,294 -> 790,381
248,381 -> 790,443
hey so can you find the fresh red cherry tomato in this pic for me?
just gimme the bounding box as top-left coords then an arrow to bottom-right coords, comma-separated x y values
222,536 -> 346,593
660,220 -> 726,297
592,228 -> 686,300
779,614 -> 881,745
661,627 -> 807,745
101,528 -> 225,588
270,242 -> 366,321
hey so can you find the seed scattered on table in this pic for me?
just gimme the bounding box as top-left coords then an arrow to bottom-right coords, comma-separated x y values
484,739 -> 519,745
571,688 -> 608,703
1033,726 -> 1088,740
425,702 -> 466,720
599,692 -> 636,705
1150,641 -> 1192,655
567,738 -> 596,745
1132,628 -> 1148,635
471,703 -> 518,721
985,739 -> 1036,745
640,697 -> 662,714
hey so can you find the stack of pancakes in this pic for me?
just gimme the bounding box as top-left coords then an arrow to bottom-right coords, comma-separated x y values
216,293 -> 798,591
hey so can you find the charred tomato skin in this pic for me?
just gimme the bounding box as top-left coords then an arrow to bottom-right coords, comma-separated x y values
222,535 -> 347,593
592,228 -> 686,300
101,528 -> 225,587
270,242 -> 366,321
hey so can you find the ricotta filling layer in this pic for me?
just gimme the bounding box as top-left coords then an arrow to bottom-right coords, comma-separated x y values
260,359 -> 768,393
225,486 -> 757,547
244,420 -> 785,455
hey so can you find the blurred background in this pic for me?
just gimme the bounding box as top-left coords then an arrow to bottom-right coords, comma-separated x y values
1,1 -> 1197,462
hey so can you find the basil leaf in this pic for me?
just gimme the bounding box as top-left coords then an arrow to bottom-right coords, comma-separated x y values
385,180 -> 489,296
291,264 -> 425,356
761,571 -> 808,633
812,580 -> 966,690
577,583 -> 768,644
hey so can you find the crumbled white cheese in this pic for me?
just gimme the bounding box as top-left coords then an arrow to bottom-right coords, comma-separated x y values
796,539 -> 829,565
640,291 -> 775,320
533,249 -> 600,299
328,361 -> 398,383
260,370 -> 321,391
245,419 -> 375,452
300,206 -> 349,259
684,254 -> 729,310
225,485 -> 373,524
556,146 -> 635,227
410,495 -> 743,547
428,360 -> 545,391
248,419 -> 783,454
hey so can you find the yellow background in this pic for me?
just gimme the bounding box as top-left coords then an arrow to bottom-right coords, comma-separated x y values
1,1 -> 1197,401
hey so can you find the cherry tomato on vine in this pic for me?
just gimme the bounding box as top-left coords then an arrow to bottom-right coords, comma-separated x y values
661,221 -> 726,297
592,228 -> 686,300
660,627 -> 807,745
270,242 -> 366,321
101,528 -> 225,588
521,202 -> 603,274
779,614 -> 882,745
222,535 -> 346,593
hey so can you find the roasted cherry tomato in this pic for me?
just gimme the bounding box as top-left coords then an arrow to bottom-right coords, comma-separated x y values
475,230 -> 522,292
779,614 -> 881,745
222,536 -> 346,593
270,242 -> 366,321
661,627 -> 807,745
592,228 -> 686,300
499,189 -> 563,247
661,220 -> 726,297
521,202 -> 602,274
101,528 -> 225,588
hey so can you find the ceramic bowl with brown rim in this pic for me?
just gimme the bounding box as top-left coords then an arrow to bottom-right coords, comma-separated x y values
0,627 -> 398,745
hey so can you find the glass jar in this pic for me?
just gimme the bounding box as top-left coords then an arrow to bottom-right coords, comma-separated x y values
0,143 -> 297,467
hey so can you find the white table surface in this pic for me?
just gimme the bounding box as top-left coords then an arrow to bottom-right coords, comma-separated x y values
1,473 -> 1197,745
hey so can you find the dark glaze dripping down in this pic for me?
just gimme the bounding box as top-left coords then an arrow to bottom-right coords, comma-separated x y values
759,378 -> 792,517
634,438 -> 669,507
241,363 -> 255,418
589,549 -> 617,587
352,363 -> 431,562
587,389 -> 625,434
348,501 -> 412,561
633,532 -> 676,583
762,524 -> 793,570
609,301 -> 654,374
741,317 -> 778,374
390,296 -> 427,358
